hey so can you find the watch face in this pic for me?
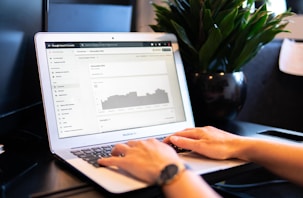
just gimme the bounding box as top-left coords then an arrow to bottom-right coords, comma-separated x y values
158,164 -> 179,185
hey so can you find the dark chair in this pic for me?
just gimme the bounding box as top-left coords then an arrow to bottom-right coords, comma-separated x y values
286,0 -> 303,14
236,39 -> 303,132
45,0 -> 136,32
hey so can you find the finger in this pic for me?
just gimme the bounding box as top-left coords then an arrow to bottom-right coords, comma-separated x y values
163,128 -> 199,143
127,138 -> 158,147
98,156 -> 123,167
111,143 -> 130,156
169,135 -> 199,151
126,140 -> 140,147
174,129 -> 202,139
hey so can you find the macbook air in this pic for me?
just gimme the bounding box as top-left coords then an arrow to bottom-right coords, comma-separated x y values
34,32 -> 245,194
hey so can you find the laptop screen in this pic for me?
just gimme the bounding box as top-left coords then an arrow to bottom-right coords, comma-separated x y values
45,41 -> 186,138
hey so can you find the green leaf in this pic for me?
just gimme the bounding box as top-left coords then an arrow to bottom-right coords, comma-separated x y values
198,26 -> 223,73
217,8 -> 238,38
170,20 -> 196,52
150,0 -> 294,73
170,20 -> 199,69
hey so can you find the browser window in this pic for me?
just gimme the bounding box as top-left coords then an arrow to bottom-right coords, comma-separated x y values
45,41 -> 186,138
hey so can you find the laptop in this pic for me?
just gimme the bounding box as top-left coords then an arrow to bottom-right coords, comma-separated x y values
34,32 -> 245,194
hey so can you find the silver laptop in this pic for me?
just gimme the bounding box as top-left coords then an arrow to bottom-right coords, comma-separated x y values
34,32 -> 245,194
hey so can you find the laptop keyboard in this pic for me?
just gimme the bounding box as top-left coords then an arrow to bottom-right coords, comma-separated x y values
71,137 -> 190,168
71,145 -> 114,167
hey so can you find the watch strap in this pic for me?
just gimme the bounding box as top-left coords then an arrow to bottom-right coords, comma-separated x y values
156,163 -> 189,186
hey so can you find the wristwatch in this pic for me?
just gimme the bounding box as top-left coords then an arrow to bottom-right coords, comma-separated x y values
156,164 -> 186,186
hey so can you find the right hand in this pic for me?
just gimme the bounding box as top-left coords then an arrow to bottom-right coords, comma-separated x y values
98,138 -> 185,184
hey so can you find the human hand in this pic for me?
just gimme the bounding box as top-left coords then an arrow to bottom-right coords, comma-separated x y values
97,139 -> 185,184
163,126 -> 245,160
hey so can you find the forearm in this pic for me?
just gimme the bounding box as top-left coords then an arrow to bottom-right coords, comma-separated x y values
236,138 -> 303,186
162,170 -> 221,198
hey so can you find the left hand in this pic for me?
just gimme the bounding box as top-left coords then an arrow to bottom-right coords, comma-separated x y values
97,138 -> 184,184
163,126 -> 245,160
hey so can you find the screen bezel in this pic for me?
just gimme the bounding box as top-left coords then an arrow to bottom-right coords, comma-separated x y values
34,32 -> 195,151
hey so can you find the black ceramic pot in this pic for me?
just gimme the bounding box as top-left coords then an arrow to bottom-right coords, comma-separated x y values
188,71 -> 247,124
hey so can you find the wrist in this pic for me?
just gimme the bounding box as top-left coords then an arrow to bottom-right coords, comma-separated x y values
235,137 -> 259,161
156,163 -> 190,186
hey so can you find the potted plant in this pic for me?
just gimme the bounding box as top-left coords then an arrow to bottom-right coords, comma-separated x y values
150,0 -> 293,122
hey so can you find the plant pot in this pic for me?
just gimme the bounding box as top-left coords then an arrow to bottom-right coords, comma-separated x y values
187,71 -> 247,124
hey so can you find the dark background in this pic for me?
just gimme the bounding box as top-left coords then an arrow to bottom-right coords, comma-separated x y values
0,0 -> 137,138
0,0 -> 44,137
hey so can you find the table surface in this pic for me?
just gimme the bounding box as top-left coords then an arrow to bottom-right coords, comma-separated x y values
1,120 -> 302,198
